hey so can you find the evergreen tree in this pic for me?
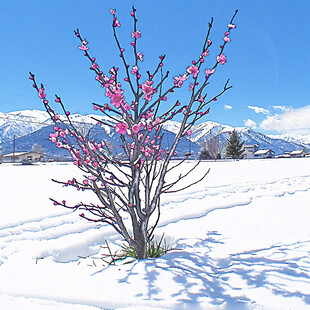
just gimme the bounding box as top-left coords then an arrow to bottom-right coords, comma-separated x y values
225,130 -> 245,159
198,148 -> 212,160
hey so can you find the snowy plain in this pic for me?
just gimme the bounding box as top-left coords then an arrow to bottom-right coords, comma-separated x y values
0,158 -> 310,309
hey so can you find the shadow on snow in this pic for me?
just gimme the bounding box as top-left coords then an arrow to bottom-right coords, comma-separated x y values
118,231 -> 310,309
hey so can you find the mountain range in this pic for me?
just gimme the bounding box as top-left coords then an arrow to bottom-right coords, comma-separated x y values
0,110 -> 309,158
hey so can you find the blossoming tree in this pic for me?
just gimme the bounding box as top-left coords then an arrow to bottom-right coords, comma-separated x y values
29,7 -> 237,259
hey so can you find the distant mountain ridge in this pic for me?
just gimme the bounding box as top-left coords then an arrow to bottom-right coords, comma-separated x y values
0,110 -> 309,158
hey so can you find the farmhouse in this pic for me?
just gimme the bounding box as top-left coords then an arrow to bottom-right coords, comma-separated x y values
3,151 -> 45,163
243,144 -> 259,159
253,149 -> 275,158
290,150 -> 307,158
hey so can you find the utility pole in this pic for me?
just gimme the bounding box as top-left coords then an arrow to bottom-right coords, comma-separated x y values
12,135 -> 15,163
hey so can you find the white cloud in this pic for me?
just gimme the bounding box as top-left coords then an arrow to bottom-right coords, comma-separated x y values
273,105 -> 293,112
248,106 -> 270,115
244,119 -> 257,129
260,105 -> 310,134
224,104 -> 232,110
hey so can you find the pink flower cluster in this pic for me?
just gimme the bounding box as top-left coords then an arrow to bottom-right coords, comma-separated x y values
174,74 -> 188,88
49,127 -> 69,149
38,87 -> 46,99
223,30 -> 231,43
103,68 -> 133,113
187,65 -> 199,78
131,31 -> 141,39
217,54 -> 227,65
141,80 -> 154,101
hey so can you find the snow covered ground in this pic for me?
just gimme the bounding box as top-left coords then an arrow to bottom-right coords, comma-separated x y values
0,158 -> 310,309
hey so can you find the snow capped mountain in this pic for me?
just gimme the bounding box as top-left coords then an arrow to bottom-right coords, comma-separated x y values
163,120 -> 233,143
267,133 -> 310,148
164,120 -> 308,155
0,110 -> 51,143
0,110 -> 116,144
235,127 -> 304,154
191,122 -> 233,142
0,110 -> 309,157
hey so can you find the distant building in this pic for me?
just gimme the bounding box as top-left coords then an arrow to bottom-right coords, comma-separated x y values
3,151 -> 45,163
276,153 -> 291,158
243,144 -> 259,159
290,150 -> 307,158
253,149 -> 275,158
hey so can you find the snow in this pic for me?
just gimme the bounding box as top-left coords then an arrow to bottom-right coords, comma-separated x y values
0,158 -> 310,309
268,132 -> 310,146
163,120 -> 233,143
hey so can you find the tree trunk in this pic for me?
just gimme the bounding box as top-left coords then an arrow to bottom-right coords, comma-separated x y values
133,222 -> 148,259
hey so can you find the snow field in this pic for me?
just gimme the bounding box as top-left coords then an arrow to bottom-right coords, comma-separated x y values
0,158 -> 309,309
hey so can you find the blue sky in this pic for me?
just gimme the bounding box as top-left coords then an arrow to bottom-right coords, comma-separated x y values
1,0 -> 310,135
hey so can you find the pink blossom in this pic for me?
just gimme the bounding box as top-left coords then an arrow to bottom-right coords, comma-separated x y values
115,122 -> 129,135
205,68 -> 216,77
110,9 -> 115,15
201,49 -> 209,57
121,102 -> 131,111
91,63 -> 99,69
110,90 -> 124,108
217,54 -> 227,65
189,83 -> 194,91
223,36 -> 231,42
187,65 -> 199,78
137,51 -> 144,61
187,130 -> 192,136
78,45 -> 89,51
132,124 -> 141,134
131,65 -> 139,75
174,74 -> 188,87
228,23 -> 236,29
207,39 -> 212,45
131,31 -> 141,39
38,88 -> 46,99
142,80 -> 154,101
114,20 -> 121,27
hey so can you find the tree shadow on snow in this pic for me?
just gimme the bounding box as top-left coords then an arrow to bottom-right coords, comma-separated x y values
119,231 -> 310,308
